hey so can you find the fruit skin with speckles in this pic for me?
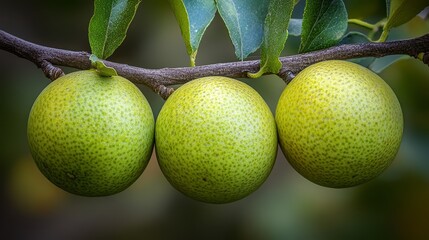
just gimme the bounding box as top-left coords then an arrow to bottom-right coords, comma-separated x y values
155,76 -> 277,203
276,60 -> 403,188
27,70 -> 154,196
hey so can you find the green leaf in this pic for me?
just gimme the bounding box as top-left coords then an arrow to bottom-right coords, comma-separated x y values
386,0 -> 391,17
248,0 -> 295,78
340,32 -> 375,68
369,55 -> 409,73
340,31 -> 372,44
339,30 -> 407,74
89,54 -> 118,77
288,19 -> 302,36
384,0 -> 429,30
169,0 -> 216,66
299,0 -> 348,53
217,0 -> 270,60
89,0 -> 141,59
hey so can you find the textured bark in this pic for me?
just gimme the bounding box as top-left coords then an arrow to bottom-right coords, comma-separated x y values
1,30 -> 428,99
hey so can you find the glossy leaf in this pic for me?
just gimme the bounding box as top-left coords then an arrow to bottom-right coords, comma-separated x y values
370,55 -> 409,73
288,19 -> 302,36
299,0 -> 348,53
385,0 -> 429,30
340,31 -> 372,44
340,32 -> 375,68
339,31 -> 407,73
249,0 -> 295,78
89,0 -> 141,59
89,54 -> 118,77
169,0 -> 216,66
217,0 -> 270,60
386,0 -> 391,17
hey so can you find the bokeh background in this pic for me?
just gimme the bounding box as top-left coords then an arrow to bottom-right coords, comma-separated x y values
1,0 -> 428,239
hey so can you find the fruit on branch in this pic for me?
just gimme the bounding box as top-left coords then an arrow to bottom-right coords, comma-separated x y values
27,70 -> 154,196
155,77 -> 277,203
276,60 -> 403,188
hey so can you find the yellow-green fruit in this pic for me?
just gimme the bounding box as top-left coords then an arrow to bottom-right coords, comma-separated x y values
276,60 -> 403,188
155,76 -> 277,203
27,70 -> 154,196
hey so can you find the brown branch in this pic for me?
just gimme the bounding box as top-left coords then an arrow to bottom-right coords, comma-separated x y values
1,29 -> 429,99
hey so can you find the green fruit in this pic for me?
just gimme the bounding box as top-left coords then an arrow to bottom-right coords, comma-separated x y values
27,70 -> 154,196
276,60 -> 403,188
155,76 -> 277,203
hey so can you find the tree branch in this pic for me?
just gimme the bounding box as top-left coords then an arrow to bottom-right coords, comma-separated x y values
1,29 -> 428,99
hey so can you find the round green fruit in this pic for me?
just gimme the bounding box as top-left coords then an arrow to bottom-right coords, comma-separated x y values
27,70 -> 154,196
155,76 -> 277,203
276,60 -> 403,188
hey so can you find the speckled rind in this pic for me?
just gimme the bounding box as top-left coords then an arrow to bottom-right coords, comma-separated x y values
276,60 -> 403,188
155,77 -> 277,203
27,70 -> 154,196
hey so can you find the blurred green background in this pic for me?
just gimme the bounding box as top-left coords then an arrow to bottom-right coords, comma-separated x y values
1,1 -> 429,239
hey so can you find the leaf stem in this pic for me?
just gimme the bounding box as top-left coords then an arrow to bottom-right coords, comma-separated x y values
348,19 -> 376,30
377,29 -> 390,42
189,51 -> 197,67
348,19 -> 387,41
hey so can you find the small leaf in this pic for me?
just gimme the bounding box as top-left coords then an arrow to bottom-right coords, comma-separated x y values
248,0 -> 295,78
169,0 -> 216,66
340,31 -> 372,45
288,19 -> 302,36
217,0 -> 270,60
340,32 -> 375,67
369,55 -> 409,73
340,32 -> 407,73
349,57 -> 377,69
299,0 -> 348,53
89,0 -> 141,59
89,54 -> 118,77
384,0 -> 429,30
386,0 -> 391,17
